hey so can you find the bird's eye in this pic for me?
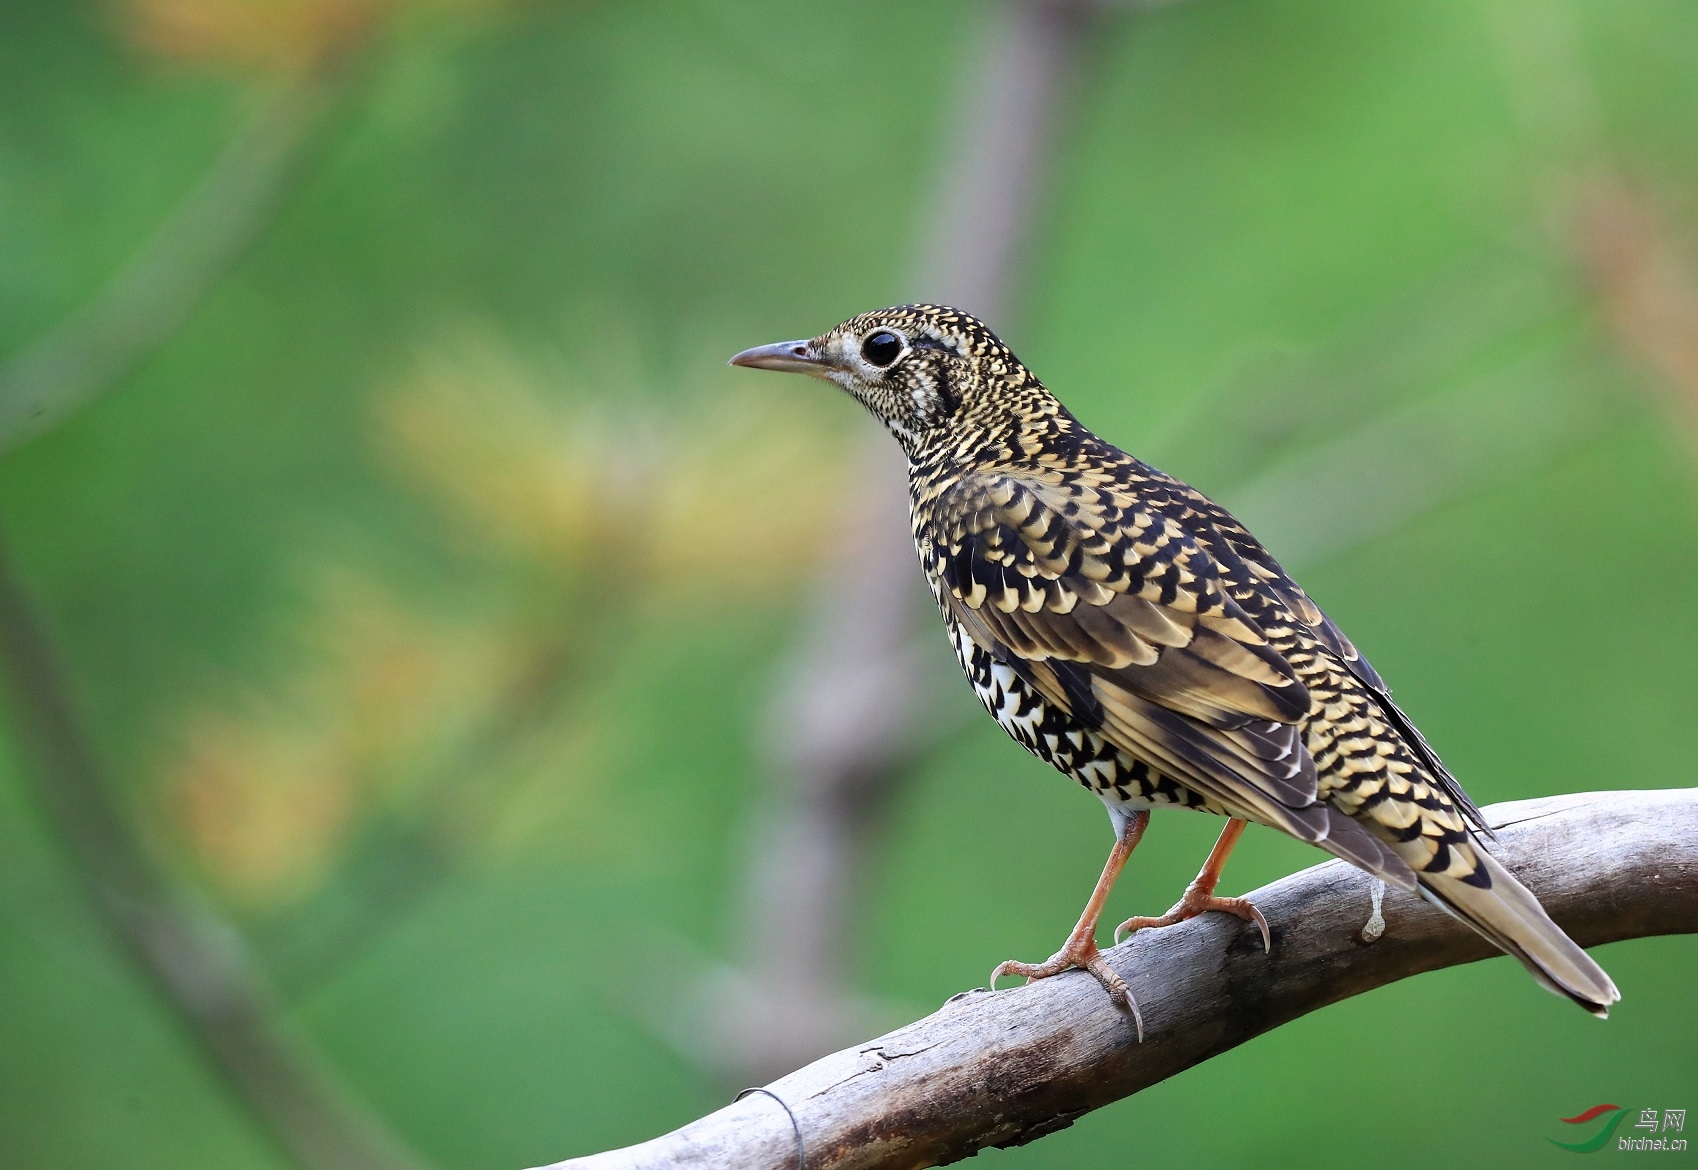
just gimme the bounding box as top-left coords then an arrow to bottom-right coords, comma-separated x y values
861,331 -> 903,368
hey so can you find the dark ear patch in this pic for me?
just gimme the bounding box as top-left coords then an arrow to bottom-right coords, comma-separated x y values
910,335 -> 960,413
933,364 -> 959,414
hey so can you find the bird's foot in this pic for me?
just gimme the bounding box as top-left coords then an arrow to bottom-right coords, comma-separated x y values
1113,883 -> 1271,952
989,934 -> 1144,1040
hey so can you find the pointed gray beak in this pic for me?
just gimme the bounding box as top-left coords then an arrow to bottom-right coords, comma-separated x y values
728,339 -> 832,377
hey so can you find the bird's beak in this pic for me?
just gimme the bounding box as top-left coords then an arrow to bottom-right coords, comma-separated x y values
727,339 -> 833,378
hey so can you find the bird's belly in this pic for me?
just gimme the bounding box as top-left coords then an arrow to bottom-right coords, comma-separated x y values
944,614 -> 1213,814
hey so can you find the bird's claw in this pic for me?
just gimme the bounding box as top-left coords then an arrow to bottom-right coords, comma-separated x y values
1083,953 -> 1144,1041
1113,886 -> 1271,953
989,939 -> 1145,1041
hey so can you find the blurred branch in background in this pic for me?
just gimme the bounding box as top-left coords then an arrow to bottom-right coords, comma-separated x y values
0,0 -> 512,452
1491,0 -> 1698,471
1143,259 -> 1573,485
0,69 -> 349,453
1577,183 -> 1698,467
1220,339 -> 1610,566
687,0 -> 1118,1084
0,8 -> 430,1167
0,535 -> 429,1170
547,787 -> 1698,1170
693,0 -> 1662,1088
171,337 -> 848,991
1146,257 -> 1613,562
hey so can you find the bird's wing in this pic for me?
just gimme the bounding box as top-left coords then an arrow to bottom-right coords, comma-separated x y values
932,468 -> 1418,884
931,470 -> 1322,823
1189,490 -> 1493,836
932,469 -> 1416,884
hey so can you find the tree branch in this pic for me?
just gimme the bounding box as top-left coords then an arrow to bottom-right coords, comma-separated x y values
544,787 -> 1698,1170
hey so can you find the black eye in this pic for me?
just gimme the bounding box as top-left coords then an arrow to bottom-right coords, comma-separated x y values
861,330 -> 903,368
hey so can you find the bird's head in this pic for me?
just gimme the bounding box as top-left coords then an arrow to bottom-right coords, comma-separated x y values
729,305 -> 1044,459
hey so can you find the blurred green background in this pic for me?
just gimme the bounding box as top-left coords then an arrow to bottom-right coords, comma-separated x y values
1,0 -> 1695,1167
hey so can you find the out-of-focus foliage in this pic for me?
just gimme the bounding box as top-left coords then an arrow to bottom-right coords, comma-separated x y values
0,1 -> 1694,1168
165,328 -> 846,916
120,0 -> 504,74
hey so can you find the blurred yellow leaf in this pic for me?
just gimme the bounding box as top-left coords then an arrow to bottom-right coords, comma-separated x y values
171,712 -> 353,906
164,323 -> 849,906
119,0 -> 512,73
165,569 -> 510,905
379,327 -> 850,601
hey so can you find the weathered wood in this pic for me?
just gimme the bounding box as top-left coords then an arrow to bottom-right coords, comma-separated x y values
539,788 -> 1698,1170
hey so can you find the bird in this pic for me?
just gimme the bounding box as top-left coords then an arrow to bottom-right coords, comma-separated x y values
730,304 -> 1618,1034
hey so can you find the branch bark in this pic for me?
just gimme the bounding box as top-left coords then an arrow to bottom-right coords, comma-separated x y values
546,787 -> 1698,1170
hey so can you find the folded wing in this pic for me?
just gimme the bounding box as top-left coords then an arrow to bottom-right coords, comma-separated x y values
932,470 -> 1418,888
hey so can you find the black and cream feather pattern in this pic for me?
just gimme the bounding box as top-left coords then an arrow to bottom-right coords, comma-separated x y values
915,445 -> 1421,891
732,302 -> 1619,1017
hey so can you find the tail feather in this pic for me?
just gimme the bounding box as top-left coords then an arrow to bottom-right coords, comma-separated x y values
1419,847 -> 1620,1017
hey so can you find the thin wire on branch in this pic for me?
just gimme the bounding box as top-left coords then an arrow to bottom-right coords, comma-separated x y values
543,787 -> 1698,1170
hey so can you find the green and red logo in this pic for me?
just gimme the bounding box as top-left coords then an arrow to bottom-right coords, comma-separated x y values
1550,1105 -> 1630,1153
1551,1105 -> 1688,1153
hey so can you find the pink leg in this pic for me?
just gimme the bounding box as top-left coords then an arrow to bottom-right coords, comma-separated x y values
1112,817 -> 1270,952
990,810 -> 1149,1039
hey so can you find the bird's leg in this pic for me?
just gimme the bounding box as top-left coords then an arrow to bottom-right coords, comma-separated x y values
990,809 -> 1148,1036
1113,817 -> 1270,951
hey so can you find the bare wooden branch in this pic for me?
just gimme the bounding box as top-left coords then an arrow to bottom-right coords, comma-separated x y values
544,787 -> 1698,1170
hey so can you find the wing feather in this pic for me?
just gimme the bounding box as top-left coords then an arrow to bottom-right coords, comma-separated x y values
933,472 -> 1321,816
1193,486 -> 1494,836
930,466 -> 1425,890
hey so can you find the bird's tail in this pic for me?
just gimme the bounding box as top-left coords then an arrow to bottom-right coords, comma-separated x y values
1418,845 -> 1619,1017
